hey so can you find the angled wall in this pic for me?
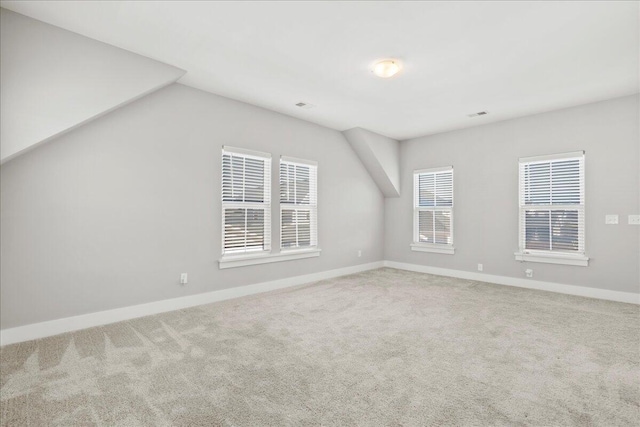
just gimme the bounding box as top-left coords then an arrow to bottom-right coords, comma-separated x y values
0,9 -> 185,163
343,128 -> 400,197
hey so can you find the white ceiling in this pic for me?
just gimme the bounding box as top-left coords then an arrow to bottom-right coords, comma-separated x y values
2,1 -> 638,140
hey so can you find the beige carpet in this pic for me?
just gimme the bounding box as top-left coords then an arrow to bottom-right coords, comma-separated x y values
1,268 -> 639,426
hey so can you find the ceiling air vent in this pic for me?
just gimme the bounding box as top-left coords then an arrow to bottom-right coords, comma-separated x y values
468,111 -> 488,118
295,102 -> 315,109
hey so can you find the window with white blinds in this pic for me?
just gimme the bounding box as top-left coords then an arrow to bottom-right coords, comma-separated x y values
280,156 -> 317,250
413,167 -> 454,252
518,151 -> 585,256
221,146 -> 271,255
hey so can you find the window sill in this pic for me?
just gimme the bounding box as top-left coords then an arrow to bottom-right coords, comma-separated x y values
514,252 -> 589,267
219,248 -> 321,269
410,243 -> 455,255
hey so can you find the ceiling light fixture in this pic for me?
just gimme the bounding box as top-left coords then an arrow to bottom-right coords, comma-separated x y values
373,60 -> 401,78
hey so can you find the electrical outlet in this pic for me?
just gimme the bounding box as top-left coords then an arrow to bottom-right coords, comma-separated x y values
605,214 -> 619,225
180,273 -> 188,285
525,269 -> 533,278
629,215 -> 640,225
477,263 -> 483,272
357,250 -> 362,257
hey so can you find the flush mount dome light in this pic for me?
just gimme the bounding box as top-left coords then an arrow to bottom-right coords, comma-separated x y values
373,60 -> 401,78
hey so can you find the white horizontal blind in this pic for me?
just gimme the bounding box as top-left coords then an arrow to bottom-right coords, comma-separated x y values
222,147 -> 271,255
413,167 -> 453,246
519,152 -> 585,254
280,157 -> 318,250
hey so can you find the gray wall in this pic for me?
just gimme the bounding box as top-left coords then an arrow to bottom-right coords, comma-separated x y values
0,83 -> 385,329
385,95 -> 640,294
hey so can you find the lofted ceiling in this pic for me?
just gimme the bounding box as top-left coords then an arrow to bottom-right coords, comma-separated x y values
1,1 -> 638,141
0,9 -> 185,163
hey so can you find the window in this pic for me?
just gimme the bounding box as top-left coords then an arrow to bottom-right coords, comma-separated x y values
411,167 -> 454,254
280,156 -> 318,250
515,151 -> 588,266
221,146 -> 271,256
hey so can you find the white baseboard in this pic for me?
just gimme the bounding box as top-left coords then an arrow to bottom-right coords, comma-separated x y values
0,261 -> 384,346
384,260 -> 640,305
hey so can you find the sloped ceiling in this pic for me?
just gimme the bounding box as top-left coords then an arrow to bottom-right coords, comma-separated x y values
0,9 -> 185,163
2,1 -> 637,141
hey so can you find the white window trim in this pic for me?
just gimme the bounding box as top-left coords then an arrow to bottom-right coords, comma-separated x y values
414,166 -> 453,174
223,145 -> 271,160
219,248 -> 321,269
518,150 -> 584,164
514,251 -> 589,267
412,166 -> 455,255
516,150 -> 587,266
220,146 -> 272,260
281,155 -> 317,167
279,156 -> 319,252
410,243 -> 455,255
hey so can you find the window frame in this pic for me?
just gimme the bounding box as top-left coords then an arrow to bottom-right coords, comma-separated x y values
411,166 -> 455,255
218,148 -> 321,269
514,151 -> 589,267
279,156 -> 318,252
220,146 -> 272,258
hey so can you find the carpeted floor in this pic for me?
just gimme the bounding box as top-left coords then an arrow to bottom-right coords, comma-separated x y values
1,268 -> 639,426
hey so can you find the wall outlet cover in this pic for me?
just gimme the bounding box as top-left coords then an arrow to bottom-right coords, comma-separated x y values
628,215 -> 640,225
605,214 -> 619,225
